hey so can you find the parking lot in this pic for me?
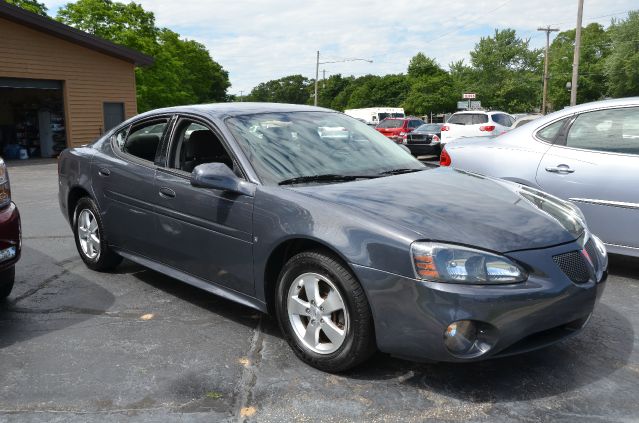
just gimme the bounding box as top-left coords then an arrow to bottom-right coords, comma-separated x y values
1,160 -> 638,422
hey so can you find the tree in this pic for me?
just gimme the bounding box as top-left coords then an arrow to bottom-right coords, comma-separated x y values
347,74 -> 410,108
605,11 -> 639,98
407,53 -> 446,79
5,0 -> 48,16
469,29 -> 543,112
403,74 -> 458,116
56,0 -> 230,111
246,75 -> 311,104
547,23 -> 610,110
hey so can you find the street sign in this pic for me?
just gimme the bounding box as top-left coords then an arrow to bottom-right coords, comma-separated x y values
457,101 -> 468,110
470,101 -> 482,109
462,93 -> 476,99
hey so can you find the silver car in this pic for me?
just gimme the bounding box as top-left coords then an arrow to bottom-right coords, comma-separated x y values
442,97 -> 639,257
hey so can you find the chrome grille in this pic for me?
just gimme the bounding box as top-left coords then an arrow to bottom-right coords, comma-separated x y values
553,250 -> 590,283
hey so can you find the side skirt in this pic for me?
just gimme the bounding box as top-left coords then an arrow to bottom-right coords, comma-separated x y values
114,249 -> 268,313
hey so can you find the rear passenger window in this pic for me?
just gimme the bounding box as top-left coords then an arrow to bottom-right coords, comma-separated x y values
492,114 -> 513,127
119,120 -> 168,162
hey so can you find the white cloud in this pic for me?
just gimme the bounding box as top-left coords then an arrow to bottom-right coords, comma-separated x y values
44,0 -> 637,94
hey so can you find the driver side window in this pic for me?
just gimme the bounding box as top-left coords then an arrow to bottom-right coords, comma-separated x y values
169,119 -> 235,173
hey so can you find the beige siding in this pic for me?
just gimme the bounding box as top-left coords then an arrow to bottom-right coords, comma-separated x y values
0,17 -> 138,147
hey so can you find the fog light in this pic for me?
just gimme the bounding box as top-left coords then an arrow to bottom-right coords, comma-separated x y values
444,320 -> 477,355
443,320 -> 496,358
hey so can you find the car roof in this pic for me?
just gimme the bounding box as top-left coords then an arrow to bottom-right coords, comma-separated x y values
452,110 -> 508,115
133,102 -> 336,120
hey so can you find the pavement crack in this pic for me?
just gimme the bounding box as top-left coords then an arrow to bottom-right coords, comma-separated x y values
233,315 -> 264,422
11,267 -> 69,304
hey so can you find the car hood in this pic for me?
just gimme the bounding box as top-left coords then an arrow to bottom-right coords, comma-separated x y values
293,167 -> 583,253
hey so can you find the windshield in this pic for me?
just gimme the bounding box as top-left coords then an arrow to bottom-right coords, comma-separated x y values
377,119 -> 404,128
417,124 -> 442,132
226,111 -> 423,185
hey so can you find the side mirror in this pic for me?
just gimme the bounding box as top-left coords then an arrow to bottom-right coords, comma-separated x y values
190,163 -> 255,197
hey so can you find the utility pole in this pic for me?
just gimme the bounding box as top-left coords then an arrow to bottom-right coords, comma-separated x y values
570,0 -> 584,106
314,50 -> 320,106
314,51 -> 373,106
538,26 -> 559,114
239,90 -> 243,102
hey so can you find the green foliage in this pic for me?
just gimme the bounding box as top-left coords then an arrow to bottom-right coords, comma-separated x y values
407,53 -> 446,79
56,0 -> 229,112
469,29 -> 543,112
605,11 -> 639,98
548,23 -> 610,110
5,0 -> 48,16
246,75 -> 311,104
347,74 -> 411,108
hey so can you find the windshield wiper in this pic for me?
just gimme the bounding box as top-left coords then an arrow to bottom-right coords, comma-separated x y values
278,174 -> 378,186
378,168 -> 425,176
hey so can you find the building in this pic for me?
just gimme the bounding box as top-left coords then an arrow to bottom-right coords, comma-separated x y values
0,2 -> 153,159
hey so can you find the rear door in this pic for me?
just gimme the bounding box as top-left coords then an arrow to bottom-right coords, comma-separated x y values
91,116 -> 171,258
536,105 -> 639,249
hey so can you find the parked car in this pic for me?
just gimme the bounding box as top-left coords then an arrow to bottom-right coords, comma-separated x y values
59,103 -> 607,372
375,117 -> 424,143
441,97 -> 639,258
441,111 -> 514,144
0,157 -> 21,300
512,114 -> 542,128
403,123 -> 443,156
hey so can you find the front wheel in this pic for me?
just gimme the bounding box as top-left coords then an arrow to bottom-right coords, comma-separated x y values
0,267 -> 15,300
275,250 -> 376,372
73,197 -> 122,271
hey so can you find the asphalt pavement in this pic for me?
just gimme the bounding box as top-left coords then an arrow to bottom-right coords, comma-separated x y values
0,160 -> 637,422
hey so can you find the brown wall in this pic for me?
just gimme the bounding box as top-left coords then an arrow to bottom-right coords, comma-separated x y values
0,17 -> 138,147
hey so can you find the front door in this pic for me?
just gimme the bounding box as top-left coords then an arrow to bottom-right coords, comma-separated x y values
536,106 -> 639,250
153,117 -> 255,295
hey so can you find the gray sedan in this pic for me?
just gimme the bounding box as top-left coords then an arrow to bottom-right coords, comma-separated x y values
58,103 -> 607,372
443,97 -> 639,258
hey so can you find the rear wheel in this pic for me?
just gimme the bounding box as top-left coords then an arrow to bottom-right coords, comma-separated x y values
73,197 -> 122,271
0,267 -> 15,300
275,250 -> 376,372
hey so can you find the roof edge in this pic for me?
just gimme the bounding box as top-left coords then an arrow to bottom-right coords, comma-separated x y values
0,2 -> 154,66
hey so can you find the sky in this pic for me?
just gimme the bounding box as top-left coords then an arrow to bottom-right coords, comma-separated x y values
43,0 -> 636,96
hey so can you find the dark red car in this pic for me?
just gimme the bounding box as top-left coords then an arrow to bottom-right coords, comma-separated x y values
375,117 -> 424,143
0,158 -> 21,300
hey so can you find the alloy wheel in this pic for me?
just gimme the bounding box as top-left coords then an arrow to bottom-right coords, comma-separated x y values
287,272 -> 349,354
77,209 -> 101,260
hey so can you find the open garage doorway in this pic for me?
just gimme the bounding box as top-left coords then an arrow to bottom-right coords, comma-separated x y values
0,78 -> 67,160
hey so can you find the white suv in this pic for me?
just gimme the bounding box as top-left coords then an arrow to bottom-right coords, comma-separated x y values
441,111 -> 514,145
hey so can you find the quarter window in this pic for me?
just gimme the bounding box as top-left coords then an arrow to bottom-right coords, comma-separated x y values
566,107 -> 639,155
536,118 -> 567,143
114,119 -> 168,162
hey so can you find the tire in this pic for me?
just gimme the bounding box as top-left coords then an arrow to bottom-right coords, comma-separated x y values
0,267 -> 15,300
73,197 -> 122,271
275,250 -> 376,372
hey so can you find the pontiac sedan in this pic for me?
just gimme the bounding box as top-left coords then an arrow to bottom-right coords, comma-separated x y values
58,103 -> 607,372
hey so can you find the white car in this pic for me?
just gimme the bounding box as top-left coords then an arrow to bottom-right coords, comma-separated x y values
441,111 -> 514,144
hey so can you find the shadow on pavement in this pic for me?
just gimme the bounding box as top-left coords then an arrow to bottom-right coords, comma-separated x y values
117,260 -> 262,331
0,246 -> 115,349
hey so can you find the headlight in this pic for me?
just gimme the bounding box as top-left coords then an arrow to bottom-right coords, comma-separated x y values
411,242 -> 527,284
0,158 -> 10,209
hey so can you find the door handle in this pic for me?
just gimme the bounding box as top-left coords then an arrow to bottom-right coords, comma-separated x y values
98,168 -> 111,177
159,187 -> 176,199
545,164 -> 575,174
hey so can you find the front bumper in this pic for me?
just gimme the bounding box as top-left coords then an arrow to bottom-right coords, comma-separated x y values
0,202 -> 21,271
353,239 -> 606,362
